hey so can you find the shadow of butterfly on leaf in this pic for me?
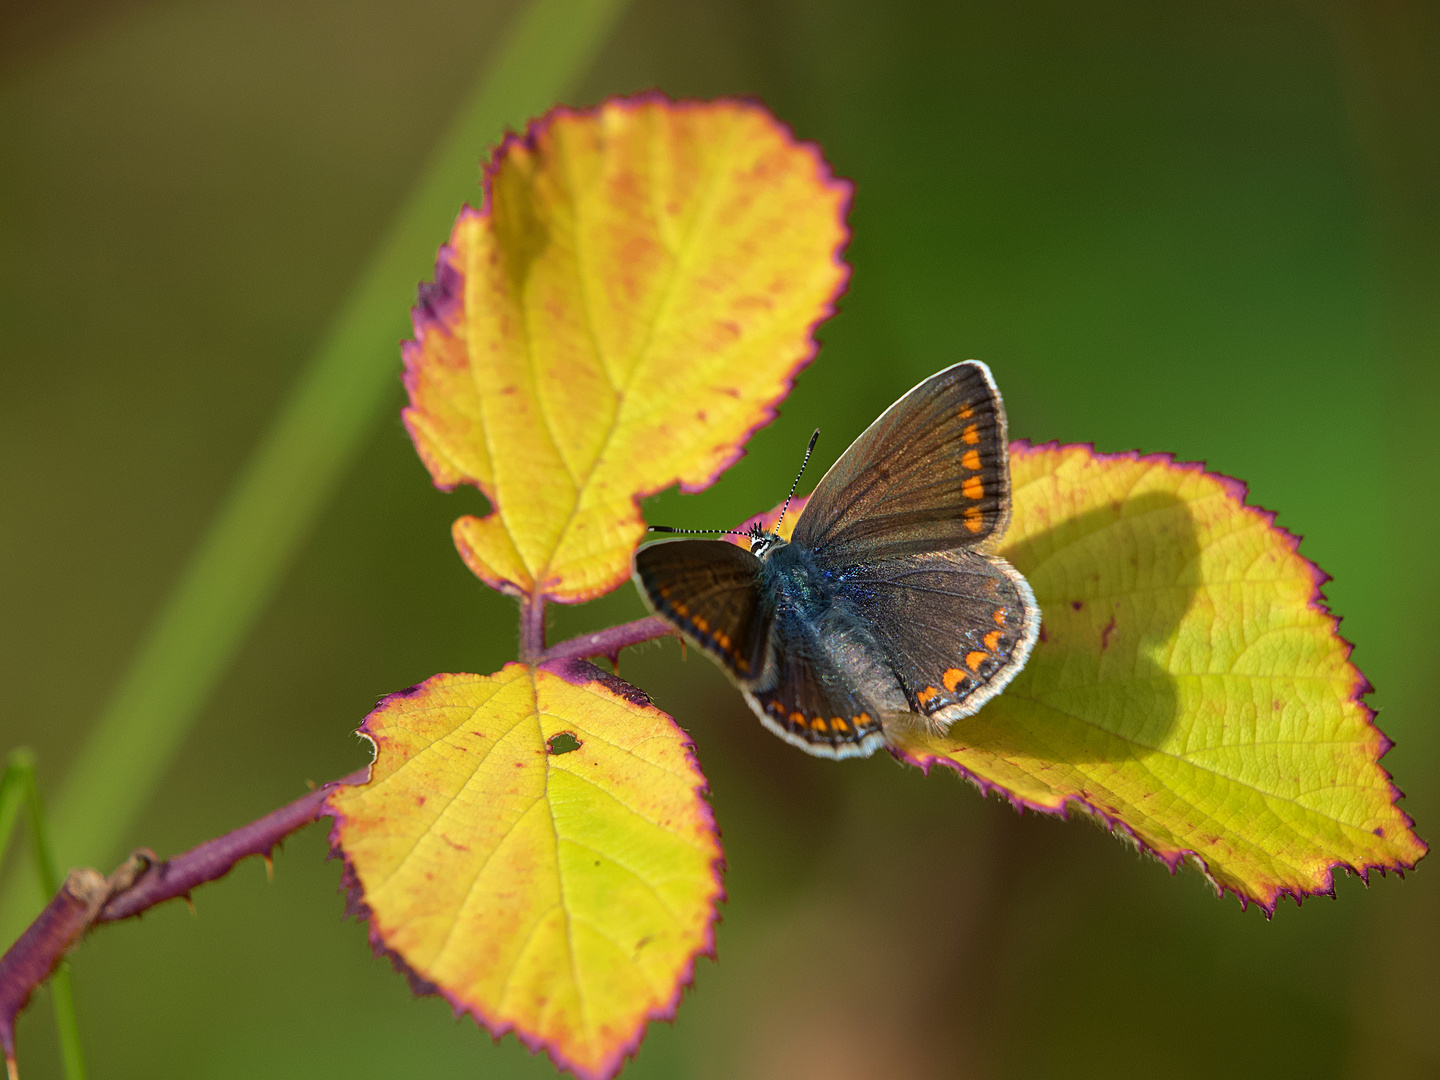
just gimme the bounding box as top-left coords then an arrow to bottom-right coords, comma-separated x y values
974,488 -> 1201,766
636,363 -> 1201,765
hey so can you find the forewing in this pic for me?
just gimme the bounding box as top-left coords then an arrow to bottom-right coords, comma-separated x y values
836,549 -> 1040,725
793,361 -> 1011,562
633,539 -> 769,680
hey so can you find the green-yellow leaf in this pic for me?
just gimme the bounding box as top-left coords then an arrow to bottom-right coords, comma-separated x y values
403,94 -> 850,603
327,664 -> 723,1080
892,442 -> 1425,911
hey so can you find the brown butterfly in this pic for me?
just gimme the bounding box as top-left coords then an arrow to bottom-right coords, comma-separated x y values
634,362 -> 1040,758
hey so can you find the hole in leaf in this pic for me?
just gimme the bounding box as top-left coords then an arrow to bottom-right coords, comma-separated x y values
547,732 -> 581,755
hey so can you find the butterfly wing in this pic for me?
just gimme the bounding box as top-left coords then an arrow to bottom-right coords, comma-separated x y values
835,548 -> 1040,726
632,539 -> 771,680
635,538 -> 890,758
742,610 -> 890,760
793,361 -> 1012,563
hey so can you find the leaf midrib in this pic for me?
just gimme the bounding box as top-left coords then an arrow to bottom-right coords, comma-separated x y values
525,111 -> 747,592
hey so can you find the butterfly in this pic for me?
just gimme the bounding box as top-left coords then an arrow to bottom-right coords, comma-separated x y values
632,362 -> 1041,759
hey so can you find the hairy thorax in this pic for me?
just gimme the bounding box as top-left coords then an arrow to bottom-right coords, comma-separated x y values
756,541 -> 909,715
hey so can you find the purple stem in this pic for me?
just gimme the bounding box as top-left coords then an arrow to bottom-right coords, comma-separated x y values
96,769 -> 368,922
0,770 -> 367,1072
0,869 -> 106,1070
0,616 -> 672,1070
518,594 -> 547,663
538,615 -> 675,667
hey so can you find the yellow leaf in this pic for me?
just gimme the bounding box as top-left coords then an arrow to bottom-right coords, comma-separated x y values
327,664 -> 723,1079
403,95 -> 851,603
893,443 -> 1425,912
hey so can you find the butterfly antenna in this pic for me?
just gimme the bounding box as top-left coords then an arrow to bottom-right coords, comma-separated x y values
773,429 -> 820,537
646,525 -> 750,537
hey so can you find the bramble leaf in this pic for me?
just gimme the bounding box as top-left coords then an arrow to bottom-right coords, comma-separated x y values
403,94 -> 851,603
892,442 -> 1425,912
327,664 -> 723,1080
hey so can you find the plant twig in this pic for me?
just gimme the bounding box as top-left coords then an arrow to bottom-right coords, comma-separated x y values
0,868 -> 107,1080
0,612 -> 665,1071
95,769 -> 367,923
17,759 -> 85,1080
538,616 -> 675,668
0,753 -> 86,1080
0,769 -> 367,1076
519,595 -> 548,663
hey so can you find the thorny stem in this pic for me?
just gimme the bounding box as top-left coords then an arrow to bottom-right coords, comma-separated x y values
0,616 -> 676,1070
0,753 -> 85,1080
538,616 -> 674,668
0,769 -> 366,1075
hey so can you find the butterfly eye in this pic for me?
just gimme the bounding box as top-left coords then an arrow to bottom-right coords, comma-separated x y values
749,534 -> 775,558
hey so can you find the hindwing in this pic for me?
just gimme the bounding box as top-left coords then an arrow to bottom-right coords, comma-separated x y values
836,548 -> 1039,726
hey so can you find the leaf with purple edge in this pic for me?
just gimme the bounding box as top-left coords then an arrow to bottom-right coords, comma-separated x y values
402,94 -> 851,604
890,443 -> 1425,912
327,664 -> 724,1080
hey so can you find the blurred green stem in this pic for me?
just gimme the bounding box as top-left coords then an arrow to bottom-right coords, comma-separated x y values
2,751 -> 85,1080
0,0 -> 630,945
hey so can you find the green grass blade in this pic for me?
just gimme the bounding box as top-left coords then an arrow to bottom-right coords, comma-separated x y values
19,755 -> 58,898
48,966 -> 86,1080
1,0 -> 630,944
0,752 -> 28,871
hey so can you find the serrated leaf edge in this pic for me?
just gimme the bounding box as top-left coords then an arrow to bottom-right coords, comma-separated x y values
893,440 -> 1426,918
401,91 -> 854,604
324,665 -> 727,1080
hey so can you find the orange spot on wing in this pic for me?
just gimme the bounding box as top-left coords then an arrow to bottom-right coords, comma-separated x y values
943,668 -> 966,692
962,423 -> 980,445
735,657 -> 750,673
965,650 -> 987,672
984,629 -> 1003,652
692,614 -> 710,632
992,608 -> 1006,625
962,477 -> 984,500
964,506 -> 984,533
789,712 -> 805,728
916,686 -> 940,707
811,716 -> 829,733
832,717 -> 850,733
856,712 -> 872,727
959,404 -> 974,419
961,449 -> 981,471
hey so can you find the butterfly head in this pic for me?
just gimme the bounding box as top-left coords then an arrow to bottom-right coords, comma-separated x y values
747,521 -> 784,560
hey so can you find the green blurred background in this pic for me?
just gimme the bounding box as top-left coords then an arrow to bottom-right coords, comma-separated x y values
3,1 -> 1438,1077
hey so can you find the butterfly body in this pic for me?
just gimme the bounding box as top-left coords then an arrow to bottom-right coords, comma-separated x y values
635,361 -> 1040,759
754,540 -> 910,756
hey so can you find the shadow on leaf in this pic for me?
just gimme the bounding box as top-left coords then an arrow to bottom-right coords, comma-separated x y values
982,488 -> 1201,765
